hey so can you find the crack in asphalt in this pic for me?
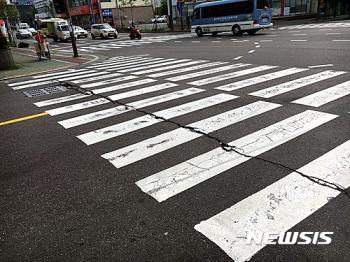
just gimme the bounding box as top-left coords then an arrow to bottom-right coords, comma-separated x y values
60,80 -> 350,198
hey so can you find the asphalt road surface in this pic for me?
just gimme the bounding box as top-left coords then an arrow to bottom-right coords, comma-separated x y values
1,20 -> 350,262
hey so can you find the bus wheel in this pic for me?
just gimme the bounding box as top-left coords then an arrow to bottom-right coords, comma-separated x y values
212,32 -> 218,36
248,30 -> 258,35
196,27 -> 203,37
232,25 -> 242,36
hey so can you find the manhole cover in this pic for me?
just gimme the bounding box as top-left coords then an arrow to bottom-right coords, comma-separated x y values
23,86 -> 66,97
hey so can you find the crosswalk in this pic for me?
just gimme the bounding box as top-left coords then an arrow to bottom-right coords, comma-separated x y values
6,55 -> 350,261
52,34 -> 193,52
278,22 -> 350,30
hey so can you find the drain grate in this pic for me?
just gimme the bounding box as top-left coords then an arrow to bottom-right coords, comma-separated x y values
23,86 -> 66,97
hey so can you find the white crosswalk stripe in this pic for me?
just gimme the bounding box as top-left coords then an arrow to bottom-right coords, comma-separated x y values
215,67 -> 308,91
194,139 -> 350,262
101,101 -> 281,168
165,63 -> 251,82
291,80 -> 350,107
117,59 -> 192,73
136,110 -> 337,202
249,70 -> 346,98
78,93 -> 238,144
34,77 -> 153,107
188,65 -> 278,86
47,83 -> 178,116
58,88 -> 205,129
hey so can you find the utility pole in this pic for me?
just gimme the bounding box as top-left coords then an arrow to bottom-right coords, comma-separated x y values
64,0 -> 79,57
168,0 -> 173,30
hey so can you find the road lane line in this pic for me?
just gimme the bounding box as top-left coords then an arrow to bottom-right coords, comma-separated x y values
78,94 -> 238,144
59,88 -> 205,129
249,70 -> 346,98
0,112 -> 49,126
102,101 -> 280,168
292,80 -> 350,107
165,63 -> 251,82
136,110 -> 337,202
194,139 -> 349,262
188,65 -> 278,86
215,68 -> 308,91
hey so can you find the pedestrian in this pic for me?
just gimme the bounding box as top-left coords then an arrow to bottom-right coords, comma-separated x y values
186,13 -> 191,30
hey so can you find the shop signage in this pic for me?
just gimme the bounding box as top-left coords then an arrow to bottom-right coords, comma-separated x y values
102,9 -> 113,16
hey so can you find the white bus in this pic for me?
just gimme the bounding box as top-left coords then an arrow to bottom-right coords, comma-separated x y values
191,0 -> 273,36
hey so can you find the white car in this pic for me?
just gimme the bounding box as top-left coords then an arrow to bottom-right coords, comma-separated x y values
23,27 -> 37,36
91,24 -> 117,39
74,26 -> 88,38
156,15 -> 167,23
150,15 -> 160,23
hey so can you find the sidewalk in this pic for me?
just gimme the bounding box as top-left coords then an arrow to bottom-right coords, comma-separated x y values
0,47 -> 100,80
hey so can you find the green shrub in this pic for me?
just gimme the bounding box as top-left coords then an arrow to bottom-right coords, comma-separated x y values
7,41 -> 17,47
0,36 -> 9,49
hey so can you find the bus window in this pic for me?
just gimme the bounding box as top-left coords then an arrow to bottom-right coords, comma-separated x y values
193,9 -> 200,19
257,0 -> 273,9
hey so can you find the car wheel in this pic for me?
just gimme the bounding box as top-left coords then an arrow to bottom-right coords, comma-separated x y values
212,32 -> 218,36
232,25 -> 242,36
196,27 -> 203,37
114,34 -> 117,38
100,33 -> 104,39
91,33 -> 95,39
85,35 -> 88,38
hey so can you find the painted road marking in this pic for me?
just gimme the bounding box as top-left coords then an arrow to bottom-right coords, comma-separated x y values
215,68 -> 308,92
292,80 -> 350,107
58,88 -> 205,129
0,112 -> 49,126
194,139 -> 349,262
188,65 -> 278,86
147,62 -> 228,78
118,59 -> 192,73
165,63 -> 251,82
107,58 -> 176,71
80,75 -> 139,88
34,77 -> 152,107
71,73 -> 123,84
102,101 -> 280,168
249,70 -> 346,98
78,94 -> 238,145
131,60 -> 207,75
9,70 -> 96,87
47,83 -> 178,116
136,110 -> 337,202
308,64 -> 334,68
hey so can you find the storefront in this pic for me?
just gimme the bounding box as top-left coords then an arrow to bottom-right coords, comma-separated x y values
102,9 -> 114,27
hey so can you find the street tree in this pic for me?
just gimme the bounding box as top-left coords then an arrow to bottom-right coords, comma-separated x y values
0,1 -> 20,43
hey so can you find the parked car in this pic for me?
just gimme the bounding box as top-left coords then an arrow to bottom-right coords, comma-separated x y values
16,29 -> 32,39
27,27 -> 37,36
91,23 -> 117,39
156,15 -> 167,23
74,26 -> 88,38
150,15 -> 160,23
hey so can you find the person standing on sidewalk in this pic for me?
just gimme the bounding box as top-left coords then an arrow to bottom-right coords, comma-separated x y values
186,14 -> 191,30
